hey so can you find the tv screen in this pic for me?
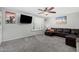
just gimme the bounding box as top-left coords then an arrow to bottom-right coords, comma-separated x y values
20,14 -> 32,24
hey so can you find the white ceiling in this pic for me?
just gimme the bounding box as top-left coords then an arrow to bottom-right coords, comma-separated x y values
7,7 -> 79,18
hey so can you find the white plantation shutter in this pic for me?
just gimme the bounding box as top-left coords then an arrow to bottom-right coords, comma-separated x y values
32,17 -> 44,31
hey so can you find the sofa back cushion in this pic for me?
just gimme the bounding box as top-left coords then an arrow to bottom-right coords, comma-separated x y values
63,29 -> 71,34
71,29 -> 79,35
56,28 -> 63,33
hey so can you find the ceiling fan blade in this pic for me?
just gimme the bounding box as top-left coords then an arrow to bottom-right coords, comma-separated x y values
48,7 -> 55,10
49,11 -> 56,13
44,7 -> 48,11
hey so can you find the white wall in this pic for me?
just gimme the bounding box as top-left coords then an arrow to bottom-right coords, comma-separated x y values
2,8 -> 44,41
45,12 -> 79,29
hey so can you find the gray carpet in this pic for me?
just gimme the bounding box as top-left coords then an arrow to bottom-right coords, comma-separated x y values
0,34 -> 76,52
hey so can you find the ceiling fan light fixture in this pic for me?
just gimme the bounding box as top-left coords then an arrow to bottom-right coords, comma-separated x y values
44,12 -> 48,15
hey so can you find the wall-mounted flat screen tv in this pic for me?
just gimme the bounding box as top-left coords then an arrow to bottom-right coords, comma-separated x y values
20,14 -> 32,24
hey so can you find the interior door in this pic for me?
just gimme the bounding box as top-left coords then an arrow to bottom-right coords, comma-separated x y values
0,11 -> 2,44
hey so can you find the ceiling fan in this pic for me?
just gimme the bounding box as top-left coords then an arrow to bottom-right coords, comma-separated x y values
38,7 -> 56,16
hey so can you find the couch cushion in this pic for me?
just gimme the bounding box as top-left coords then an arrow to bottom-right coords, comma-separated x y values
71,29 -> 79,35
56,28 -> 63,33
65,34 -> 77,38
63,29 -> 71,34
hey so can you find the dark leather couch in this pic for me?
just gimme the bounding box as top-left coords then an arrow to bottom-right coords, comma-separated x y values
45,28 -> 79,48
45,28 -> 79,38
